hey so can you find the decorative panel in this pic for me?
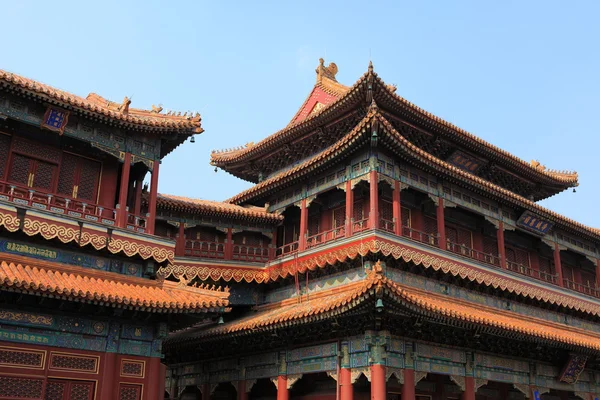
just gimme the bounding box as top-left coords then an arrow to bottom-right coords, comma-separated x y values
380,199 -> 393,221
121,359 -> 145,378
9,153 -> 30,185
32,160 -> 56,190
57,152 -> 78,197
0,375 -> 44,398
0,346 -> 45,368
12,136 -> 61,162
49,352 -> 99,373
119,384 -> 142,400
76,158 -> 101,201
287,342 -> 337,362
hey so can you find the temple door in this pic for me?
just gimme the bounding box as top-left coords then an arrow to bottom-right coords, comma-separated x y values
423,216 -> 438,245
539,256 -> 554,280
379,199 -> 393,231
483,236 -> 499,265
0,133 -> 11,180
8,153 -> 57,192
57,153 -> 101,202
45,379 -> 95,400
353,199 -> 365,230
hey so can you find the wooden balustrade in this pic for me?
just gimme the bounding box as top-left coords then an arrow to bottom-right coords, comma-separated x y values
232,244 -> 269,262
0,182 -> 117,225
446,240 -> 500,267
184,240 -> 225,259
401,226 -> 438,247
306,226 -> 346,249
379,218 -> 395,233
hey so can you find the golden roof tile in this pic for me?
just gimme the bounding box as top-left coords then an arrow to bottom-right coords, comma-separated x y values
176,263 -> 600,351
0,258 -> 229,313
0,69 -> 203,133
157,194 -> 283,223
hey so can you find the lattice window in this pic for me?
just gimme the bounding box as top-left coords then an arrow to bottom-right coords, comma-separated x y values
76,159 -> 101,201
12,136 -> 61,162
515,248 -> 530,267
401,207 -> 411,228
483,236 -> 497,256
446,226 -> 458,244
70,382 -> 94,400
50,353 -> 98,372
45,380 -> 67,400
57,152 -> 78,197
9,153 -> 30,185
0,347 -> 44,368
33,160 -> 56,190
539,256 -> 554,274
332,205 -> 345,229
119,384 -> 142,400
458,227 -> 472,247
307,214 -> 319,236
506,248 -> 516,263
121,360 -> 145,377
380,199 -> 393,221
353,200 -> 364,221
0,133 -> 11,178
0,375 -> 44,398
423,216 -> 437,235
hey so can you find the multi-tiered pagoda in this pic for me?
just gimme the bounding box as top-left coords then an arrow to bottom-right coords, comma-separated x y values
157,60 -> 599,400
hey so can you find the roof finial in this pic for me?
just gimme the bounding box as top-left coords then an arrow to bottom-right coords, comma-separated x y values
316,58 -> 339,83
368,60 -> 374,73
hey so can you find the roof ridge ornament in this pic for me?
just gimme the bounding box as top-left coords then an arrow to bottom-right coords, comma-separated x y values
316,58 -> 339,83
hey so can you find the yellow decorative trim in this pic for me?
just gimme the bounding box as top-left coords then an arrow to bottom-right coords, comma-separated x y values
0,345 -> 46,370
0,210 -> 20,232
21,216 -> 173,263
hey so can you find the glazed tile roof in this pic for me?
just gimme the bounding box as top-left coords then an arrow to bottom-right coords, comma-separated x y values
211,61 -> 577,188
0,69 -> 203,133
225,109 -> 599,240
157,194 -> 283,223
0,258 -> 229,313
169,263 -> 600,352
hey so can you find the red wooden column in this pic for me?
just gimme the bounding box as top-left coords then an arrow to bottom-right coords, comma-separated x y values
277,376 -> 289,400
299,199 -> 308,251
369,170 -> 379,229
392,181 -> 402,236
401,368 -> 415,400
202,383 -> 211,400
436,198 -> 446,250
158,363 -> 167,400
554,243 -> 564,287
98,352 -> 118,400
176,222 -> 186,256
497,221 -> 507,269
340,341 -> 353,400
146,357 -> 161,400
370,364 -> 386,400
117,152 -> 132,228
237,380 -> 248,400
596,259 -> 600,290
225,228 -> 233,260
345,180 -> 354,238
462,377 -> 475,400
146,160 -> 160,235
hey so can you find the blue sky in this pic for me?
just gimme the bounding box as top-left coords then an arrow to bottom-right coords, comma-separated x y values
3,1 -> 599,225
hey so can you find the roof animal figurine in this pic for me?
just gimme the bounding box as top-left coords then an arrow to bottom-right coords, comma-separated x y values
316,58 -> 339,83
151,104 -> 163,113
119,96 -> 132,115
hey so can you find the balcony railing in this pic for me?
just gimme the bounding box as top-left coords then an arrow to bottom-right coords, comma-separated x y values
306,226 -> 346,249
127,212 -> 147,233
276,241 -> 299,257
563,278 -> 598,297
184,240 -> 225,259
506,261 -> 559,284
402,226 -> 438,247
446,241 -> 500,267
232,244 -> 269,263
353,218 -> 369,233
380,218 -> 395,233
0,182 -> 116,225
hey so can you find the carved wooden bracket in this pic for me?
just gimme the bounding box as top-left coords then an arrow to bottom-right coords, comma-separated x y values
386,368 -> 404,384
327,371 -> 337,382
415,371 -> 428,385
351,367 -> 371,383
513,383 -> 530,398
450,375 -> 465,392
484,216 -> 500,230
474,379 -> 488,391
245,379 -> 257,393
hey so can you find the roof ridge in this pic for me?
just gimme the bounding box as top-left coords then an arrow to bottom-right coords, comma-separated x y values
371,73 -> 578,185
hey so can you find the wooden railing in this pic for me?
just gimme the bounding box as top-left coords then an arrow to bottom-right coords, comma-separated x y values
353,218 -> 369,233
127,212 -> 147,233
276,241 -> 299,257
184,240 -> 225,259
306,226 -> 346,249
232,244 -> 269,262
446,241 -> 500,267
563,278 -> 598,297
0,182 -> 116,225
506,260 -> 559,284
401,226 -> 438,247
379,218 -> 395,233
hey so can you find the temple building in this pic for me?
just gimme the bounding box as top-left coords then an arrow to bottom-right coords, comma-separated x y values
0,70 -> 228,400
1,58 -> 600,400
157,60 -> 600,400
